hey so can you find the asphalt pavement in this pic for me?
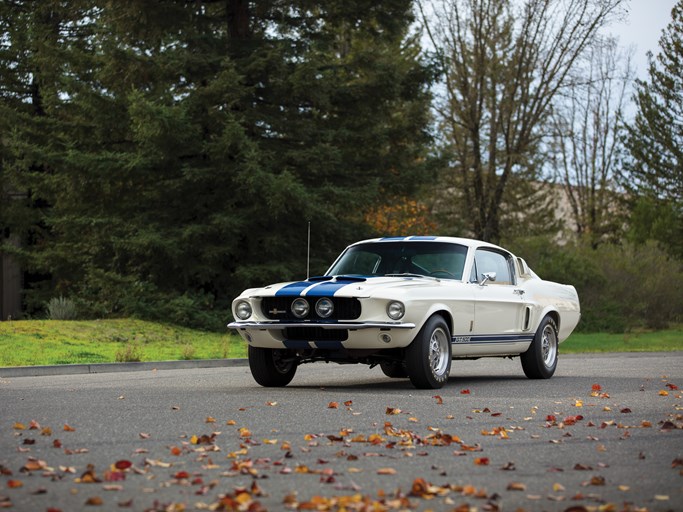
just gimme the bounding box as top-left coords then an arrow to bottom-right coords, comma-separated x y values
1,353 -> 681,511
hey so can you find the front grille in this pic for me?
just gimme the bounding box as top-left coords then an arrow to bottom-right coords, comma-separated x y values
284,327 -> 348,342
261,297 -> 361,320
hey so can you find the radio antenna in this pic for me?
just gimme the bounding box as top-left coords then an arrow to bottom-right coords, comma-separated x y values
306,221 -> 311,280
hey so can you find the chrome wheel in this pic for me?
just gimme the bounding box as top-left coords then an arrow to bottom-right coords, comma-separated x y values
521,316 -> 559,379
405,315 -> 452,389
541,323 -> 558,368
429,327 -> 450,378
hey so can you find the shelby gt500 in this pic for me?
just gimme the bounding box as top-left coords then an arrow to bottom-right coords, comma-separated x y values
228,236 -> 580,389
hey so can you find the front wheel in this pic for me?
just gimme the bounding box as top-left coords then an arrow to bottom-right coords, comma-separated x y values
248,346 -> 298,387
405,315 -> 452,389
379,360 -> 408,379
521,316 -> 558,379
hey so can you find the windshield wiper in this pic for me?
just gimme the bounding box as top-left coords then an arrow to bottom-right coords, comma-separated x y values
385,273 -> 438,280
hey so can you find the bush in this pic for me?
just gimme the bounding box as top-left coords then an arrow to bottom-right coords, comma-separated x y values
115,342 -> 142,363
508,238 -> 683,332
46,296 -> 78,320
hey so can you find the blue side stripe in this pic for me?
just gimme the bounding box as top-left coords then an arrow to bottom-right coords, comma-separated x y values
380,236 -> 407,241
452,334 -> 534,344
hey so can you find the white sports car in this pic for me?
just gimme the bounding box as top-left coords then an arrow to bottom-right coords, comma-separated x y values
228,236 -> 581,389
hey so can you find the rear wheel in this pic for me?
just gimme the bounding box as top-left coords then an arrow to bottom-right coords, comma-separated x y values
248,346 -> 297,387
405,315 -> 451,389
521,316 -> 558,379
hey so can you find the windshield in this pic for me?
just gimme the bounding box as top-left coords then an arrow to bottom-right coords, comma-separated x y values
326,241 -> 468,280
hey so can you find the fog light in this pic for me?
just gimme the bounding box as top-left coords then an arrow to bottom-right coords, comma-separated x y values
315,298 -> 334,318
379,333 -> 392,343
291,298 -> 310,318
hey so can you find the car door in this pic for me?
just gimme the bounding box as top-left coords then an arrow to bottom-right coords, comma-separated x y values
470,248 -> 527,339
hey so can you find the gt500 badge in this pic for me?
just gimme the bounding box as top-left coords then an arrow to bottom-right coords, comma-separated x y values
452,336 -> 471,343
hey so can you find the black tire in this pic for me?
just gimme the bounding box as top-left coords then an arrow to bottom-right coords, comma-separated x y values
248,346 -> 297,387
521,315 -> 558,379
379,360 -> 408,379
405,315 -> 452,389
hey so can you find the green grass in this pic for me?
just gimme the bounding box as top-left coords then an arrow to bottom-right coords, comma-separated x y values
561,326 -> 683,353
0,320 -> 681,367
0,319 -> 246,367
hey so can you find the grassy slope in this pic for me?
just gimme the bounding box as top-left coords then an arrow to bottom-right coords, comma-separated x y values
0,319 -> 245,367
0,320 -> 681,367
561,327 -> 683,353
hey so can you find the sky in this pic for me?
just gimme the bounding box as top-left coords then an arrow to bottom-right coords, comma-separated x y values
608,0 -> 679,78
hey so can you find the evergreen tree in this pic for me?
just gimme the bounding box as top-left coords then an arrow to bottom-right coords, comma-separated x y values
623,0 -> 683,258
0,1 -> 433,327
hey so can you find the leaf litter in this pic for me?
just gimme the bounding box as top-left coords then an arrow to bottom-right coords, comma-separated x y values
1,383 -> 681,511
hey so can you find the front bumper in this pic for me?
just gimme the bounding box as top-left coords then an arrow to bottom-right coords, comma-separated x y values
227,321 -> 415,330
227,320 -> 417,350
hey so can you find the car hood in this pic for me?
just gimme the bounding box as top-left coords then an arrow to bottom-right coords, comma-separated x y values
249,275 -> 449,299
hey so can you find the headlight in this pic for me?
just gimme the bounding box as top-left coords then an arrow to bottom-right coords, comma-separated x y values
315,298 -> 334,318
291,298 -> 310,318
235,300 -> 252,320
387,301 -> 405,320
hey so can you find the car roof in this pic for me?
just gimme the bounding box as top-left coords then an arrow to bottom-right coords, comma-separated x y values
347,236 -> 509,253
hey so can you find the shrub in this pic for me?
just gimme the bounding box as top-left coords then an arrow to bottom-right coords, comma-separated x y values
46,296 -> 78,320
509,238 -> 683,332
115,342 -> 142,363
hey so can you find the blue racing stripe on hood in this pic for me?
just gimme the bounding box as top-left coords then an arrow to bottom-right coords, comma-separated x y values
275,281 -> 313,296
306,279 -> 360,297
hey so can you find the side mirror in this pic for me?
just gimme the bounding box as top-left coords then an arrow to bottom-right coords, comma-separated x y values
479,272 -> 496,286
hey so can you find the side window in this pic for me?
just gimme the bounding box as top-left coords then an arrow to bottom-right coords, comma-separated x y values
474,249 -> 515,285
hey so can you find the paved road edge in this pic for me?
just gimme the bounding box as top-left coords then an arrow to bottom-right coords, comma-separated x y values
0,358 -> 249,378
2,352 -> 681,379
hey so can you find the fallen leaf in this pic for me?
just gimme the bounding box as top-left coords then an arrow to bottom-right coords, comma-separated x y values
474,457 -> 490,466
376,468 -> 397,475
328,402 -> 339,409
460,389 -> 471,395
85,496 -> 103,506
63,424 -> 76,432
75,464 -> 100,484
114,460 -> 132,470
666,383 -> 678,390
592,384 -> 602,391
507,482 -> 526,491
206,417 -> 216,423
12,423 -> 26,431
7,480 -> 23,489
433,395 -> 443,405
659,390 -> 669,396
385,407 -> 401,415
589,476 -> 605,486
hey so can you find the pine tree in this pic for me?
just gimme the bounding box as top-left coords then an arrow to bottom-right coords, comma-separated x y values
0,0 -> 433,327
623,0 -> 683,257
